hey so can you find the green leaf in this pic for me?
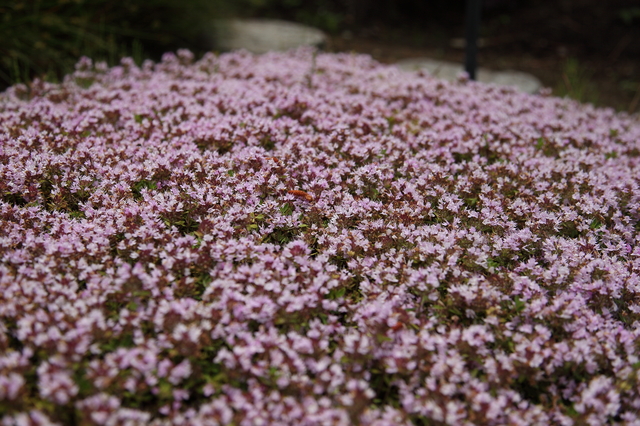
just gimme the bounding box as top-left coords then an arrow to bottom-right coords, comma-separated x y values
158,379 -> 173,399
73,366 -> 93,394
514,296 -> 526,313
449,307 -> 463,316
565,403 -> 578,417
376,334 -> 393,343
327,287 -> 346,300
487,257 -> 501,269
605,151 -> 618,160
589,218 -> 602,229
280,202 -> 294,216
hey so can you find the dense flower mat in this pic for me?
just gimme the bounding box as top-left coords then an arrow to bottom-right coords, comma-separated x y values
1,48 -> 640,426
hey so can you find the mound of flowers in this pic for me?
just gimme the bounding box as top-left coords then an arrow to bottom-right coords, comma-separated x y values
1,48 -> 640,425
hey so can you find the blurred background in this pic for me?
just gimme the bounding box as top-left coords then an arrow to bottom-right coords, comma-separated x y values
1,0 -> 638,112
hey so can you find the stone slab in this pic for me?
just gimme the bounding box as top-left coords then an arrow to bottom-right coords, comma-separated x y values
396,57 -> 542,94
210,19 -> 327,54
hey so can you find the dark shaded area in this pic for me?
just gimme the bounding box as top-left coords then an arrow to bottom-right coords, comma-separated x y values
322,0 -> 640,112
1,0 -> 638,112
464,0 -> 482,80
0,0 -> 228,91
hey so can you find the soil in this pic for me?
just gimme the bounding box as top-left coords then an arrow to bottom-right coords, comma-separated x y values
323,1 -> 640,114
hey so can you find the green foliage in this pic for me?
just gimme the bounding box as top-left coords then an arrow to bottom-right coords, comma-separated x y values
161,211 -> 200,235
328,253 -> 349,270
109,231 -> 126,257
453,152 -> 474,163
326,286 -> 346,300
262,225 -> 298,245
259,135 -> 276,151
589,217 -> 602,230
534,137 -> 561,158
555,57 -> 599,106
369,367 -> 401,408
1,192 -> 28,207
324,275 -> 363,303
618,7 -> 640,25
36,175 -> 91,218
511,296 -> 526,314
245,213 -> 266,232
279,202 -> 294,216
0,0 -> 225,90
512,374 -> 547,405
559,221 -> 580,239
100,331 -> 135,352
604,151 -> 618,160
611,289 -> 640,327
362,183 -> 381,201
496,296 -> 526,322
130,179 -> 157,201
174,271 -> 212,301
486,257 -> 501,269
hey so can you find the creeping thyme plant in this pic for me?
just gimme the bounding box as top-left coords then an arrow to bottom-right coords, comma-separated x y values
1,48 -> 640,425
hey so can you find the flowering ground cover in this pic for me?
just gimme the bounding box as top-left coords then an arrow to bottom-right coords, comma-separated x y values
1,48 -> 640,426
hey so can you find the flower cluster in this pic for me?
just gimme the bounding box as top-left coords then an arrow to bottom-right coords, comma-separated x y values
1,48 -> 640,425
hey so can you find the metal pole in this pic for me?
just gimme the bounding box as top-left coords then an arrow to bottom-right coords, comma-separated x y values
464,0 -> 482,80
